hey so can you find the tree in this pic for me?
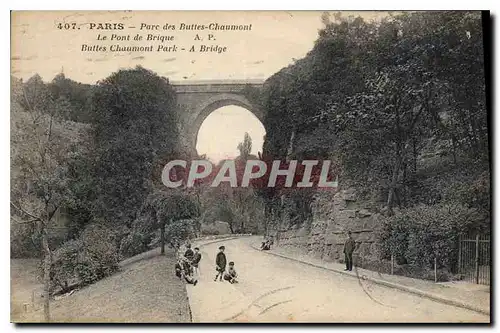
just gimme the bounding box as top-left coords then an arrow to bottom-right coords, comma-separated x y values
153,191 -> 200,253
237,132 -> 252,161
48,73 -> 94,123
18,74 -> 52,115
254,11 -> 489,248
10,80 -> 84,321
90,66 -> 180,227
132,190 -> 200,254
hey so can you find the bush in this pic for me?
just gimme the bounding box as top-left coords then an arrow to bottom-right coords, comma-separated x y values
11,223 -> 41,258
378,203 -> 480,273
78,224 -> 120,284
46,224 -> 120,293
119,231 -> 152,258
49,239 -> 81,293
200,224 -> 221,236
165,219 -> 196,249
11,221 -> 66,259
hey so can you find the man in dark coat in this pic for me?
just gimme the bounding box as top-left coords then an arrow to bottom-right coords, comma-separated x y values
343,231 -> 356,271
214,245 -> 227,282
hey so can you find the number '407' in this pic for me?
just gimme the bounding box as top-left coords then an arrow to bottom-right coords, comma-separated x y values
57,23 -> 78,30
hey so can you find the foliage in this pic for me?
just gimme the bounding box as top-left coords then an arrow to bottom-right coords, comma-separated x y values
77,224 -> 120,285
257,11 -> 488,235
237,132 -> 253,160
120,190 -> 201,255
150,190 -> 201,228
11,90 -> 90,253
44,224 -> 120,293
119,228 -> 152,258
90,66 -> 180,227
165,219 -> 197,249
11,222 -> 41,258
378,203 -> 481,270
196,159 -> 266,234
48,239 -> 81,292
48,73 -> 94,123
10,74 -> 92,320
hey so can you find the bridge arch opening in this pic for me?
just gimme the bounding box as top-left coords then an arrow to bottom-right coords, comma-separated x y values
196,105 -> 266,163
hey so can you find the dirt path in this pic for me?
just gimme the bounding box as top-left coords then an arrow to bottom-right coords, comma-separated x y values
188,237 -> 490,323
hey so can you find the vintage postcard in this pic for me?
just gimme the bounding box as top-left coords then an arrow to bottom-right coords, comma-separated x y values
10,10 -> 491,323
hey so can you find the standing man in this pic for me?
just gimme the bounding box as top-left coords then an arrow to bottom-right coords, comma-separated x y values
214,245 -> 227,282
343,231 -> 356,271
192,247 -> 202,277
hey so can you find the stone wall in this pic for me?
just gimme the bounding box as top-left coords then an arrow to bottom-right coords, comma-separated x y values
270,188 -> 382,264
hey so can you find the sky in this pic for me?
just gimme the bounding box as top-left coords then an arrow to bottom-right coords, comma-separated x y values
11,11 -> 389,162
11,11 -> 388,83
196,106 -> 265,162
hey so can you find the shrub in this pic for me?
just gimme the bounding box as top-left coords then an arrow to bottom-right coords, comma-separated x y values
200,224 -> 221,236
165,219 -> 196,249
77,224 -> 120,285
119,231 -> 152,258
49,239 -> 81,293
45,224 -> 120,293
11,223 -> 41,258
378,203 -> 480,273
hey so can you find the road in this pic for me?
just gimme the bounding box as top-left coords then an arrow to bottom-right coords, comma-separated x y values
186,236 -> 489,323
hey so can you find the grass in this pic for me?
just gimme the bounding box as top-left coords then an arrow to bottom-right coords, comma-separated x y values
11,247 -> 191,323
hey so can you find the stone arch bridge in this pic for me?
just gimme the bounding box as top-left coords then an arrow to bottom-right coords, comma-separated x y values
171,79 -> 265,154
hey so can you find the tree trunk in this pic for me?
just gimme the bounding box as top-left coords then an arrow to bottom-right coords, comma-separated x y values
286,129 -> 296,160
41,225 -> 51,322
160,223 -> 165,255
412,138 -> 417,173
451,136 -> 457,165
387,155 -> 402,215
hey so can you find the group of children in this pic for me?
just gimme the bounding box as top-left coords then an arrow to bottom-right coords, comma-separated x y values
174,243 -> 238,285
174,244 -> 202,286
214,245 -> 238,284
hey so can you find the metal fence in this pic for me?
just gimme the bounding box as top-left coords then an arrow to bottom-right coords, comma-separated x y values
458,234 -> 491,285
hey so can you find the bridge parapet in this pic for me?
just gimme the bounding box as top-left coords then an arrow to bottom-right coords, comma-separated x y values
171,79 -> 264,94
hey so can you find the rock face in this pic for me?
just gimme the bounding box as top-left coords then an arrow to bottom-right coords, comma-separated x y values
269,188 -> 381,264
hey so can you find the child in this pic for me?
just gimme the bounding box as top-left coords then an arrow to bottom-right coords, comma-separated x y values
175,258 -> 198,286
182,258 -> 194,277
192,247 -> 202,276
175,258 -> 183,279
223,261 -> 238,284
214,245 -> 227,282
184,243 -> 194,262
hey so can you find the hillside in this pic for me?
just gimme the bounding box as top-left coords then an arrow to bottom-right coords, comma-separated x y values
11,247 -> 190,323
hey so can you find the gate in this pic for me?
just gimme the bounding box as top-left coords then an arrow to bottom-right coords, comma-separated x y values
458,234 -> 491,285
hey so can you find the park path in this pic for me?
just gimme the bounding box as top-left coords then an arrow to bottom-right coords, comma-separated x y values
186,236 -> 489,323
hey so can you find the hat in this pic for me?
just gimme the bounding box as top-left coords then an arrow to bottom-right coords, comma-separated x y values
219,246 -> 225,250
229,261 -> 234,265
194,247 -> 199,250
